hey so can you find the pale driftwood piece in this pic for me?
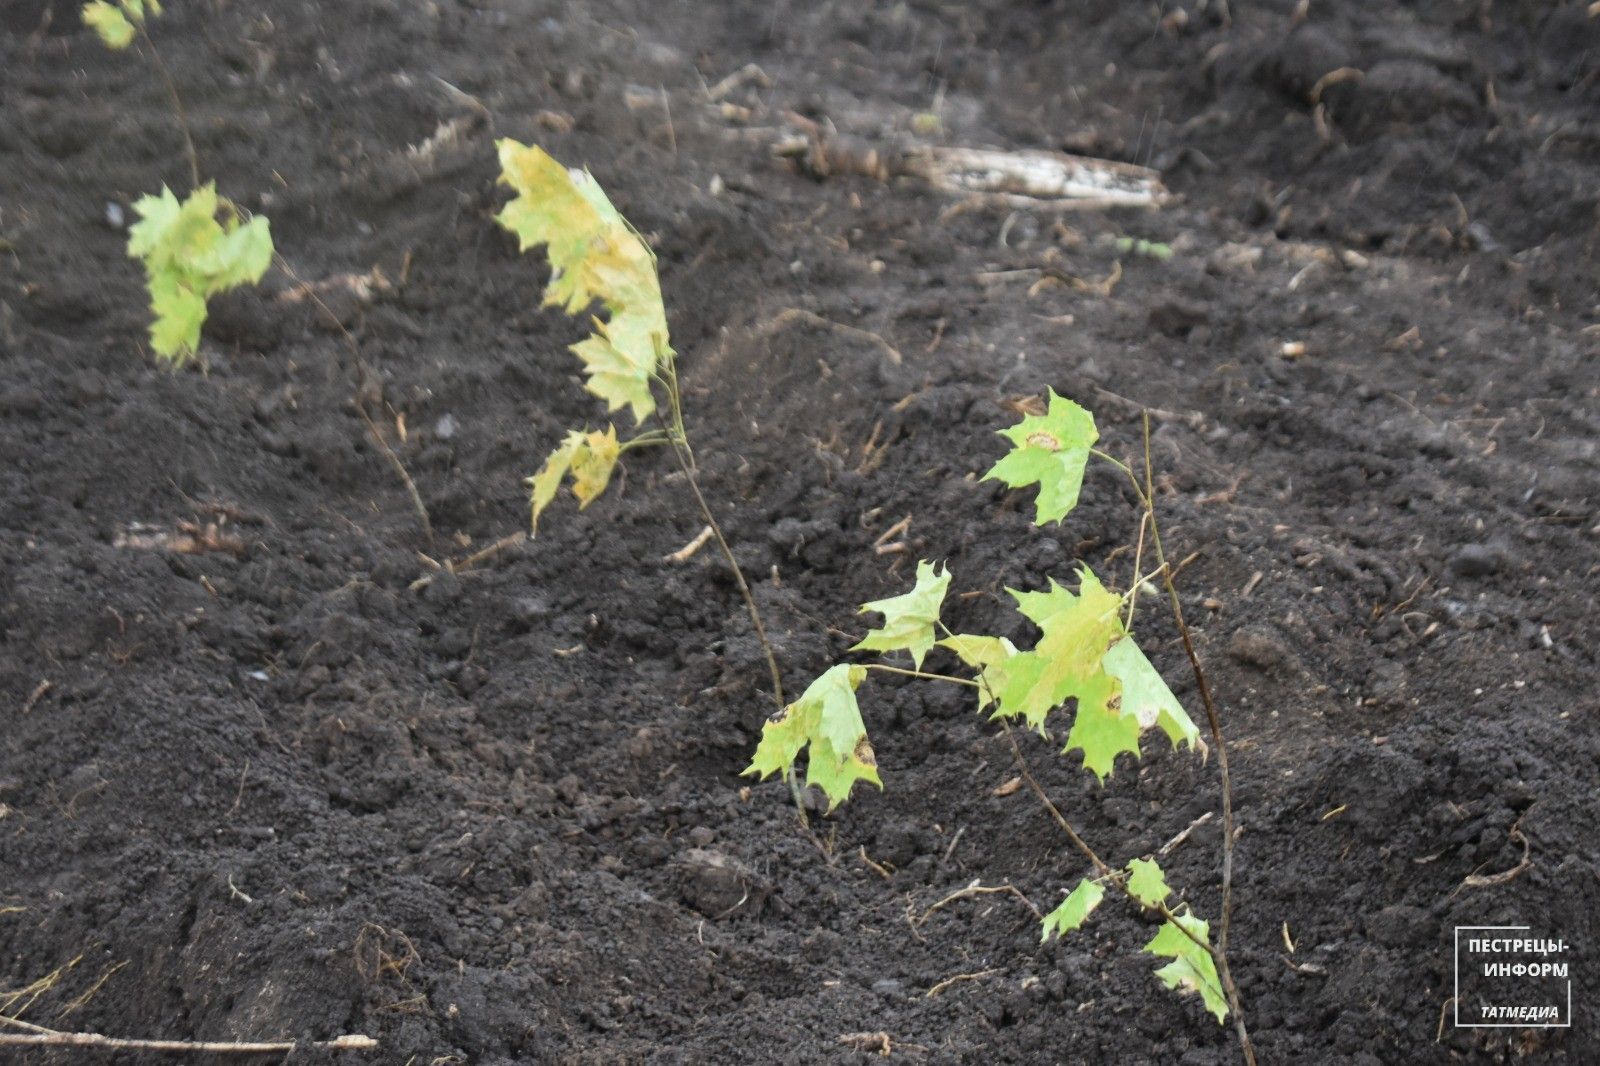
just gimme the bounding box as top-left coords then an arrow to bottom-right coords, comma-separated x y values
899,146 -> 1166,208
0,1015 -> 376,1054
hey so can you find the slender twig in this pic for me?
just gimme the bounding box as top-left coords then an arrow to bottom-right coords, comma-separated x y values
273,254 -> 435,547
1001,723 -> 1109,876
668,436 -> 784,709
0,1014 -> 374,1054
1141,413 -> 1255,1066
864,663 -> 979,687
136,25 -> 199,191
915,881 -> 1043,926
1001,724 -> 1229,1007
356,402 -> 434,548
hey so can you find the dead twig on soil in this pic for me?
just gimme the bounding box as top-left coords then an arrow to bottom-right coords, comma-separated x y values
914,879 -> 1043,926
21,680 -> 51,715
1451,819 -> 1532,898
756,308 -> 903,366
664,525 -> 714,563
0,1016 -> 375,1055
115,520 -> 246,556
1157,811 -> 1215,857
925,968 -> 1003,998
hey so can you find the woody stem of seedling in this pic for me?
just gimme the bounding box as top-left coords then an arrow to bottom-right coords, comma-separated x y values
271,254 -> 434,548
1000,722 -> 1232,1021
863,664 -> 979,687
136,24 -> 200,191
656,354 -> 801,816
1139,414 -> 1254,1066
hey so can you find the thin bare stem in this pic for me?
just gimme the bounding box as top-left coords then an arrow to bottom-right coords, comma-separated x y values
1001,724 -> 1230,1007
136,25 -> 200,191
1125,509 -> 1151,627
1001,722 -> 1110,877
273,254 -> 434,547
864,663 -> 980,687
1141,413 -> 1255,1066
667,436 -> 784,709
658,356 -> 783,711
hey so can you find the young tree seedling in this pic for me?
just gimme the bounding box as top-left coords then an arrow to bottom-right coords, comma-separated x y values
746,391 -> 1255,1060
82,0 -> 276,365
494,141 -> 795,798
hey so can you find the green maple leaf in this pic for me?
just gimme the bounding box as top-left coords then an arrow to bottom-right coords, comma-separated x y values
82,2 -> 136,48
1041,878 -> 1105,941
745,665 -> 881,811
994,567 -> 1125,729
496,140 -> 667,423
1125,858 -> 1171,907
1144,910 -> 1229,1023
126,184 -> 273,365
936,633 -> 1014,669
146,274 -> 206,356
936,633 -> 1018,712
983,388 -> 1099,525
1103,636 -> 1200,750
1062,670 -> 1141,780
851,560 -> 951,669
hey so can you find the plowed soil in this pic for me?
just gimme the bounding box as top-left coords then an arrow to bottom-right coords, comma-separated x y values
2,1 -> 1597,1062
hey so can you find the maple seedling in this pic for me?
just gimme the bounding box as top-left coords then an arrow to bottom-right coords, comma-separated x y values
746,388 -> 1249,1042
82,0 -> 161,49
83,1 -> 275,365
495,141 -> 794,795
126,184 -> 274,365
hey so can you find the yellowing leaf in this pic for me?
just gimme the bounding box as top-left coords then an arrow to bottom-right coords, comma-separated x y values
527,432 -> 584,533
1041,878 -> 1105,941
851,560 -> 951,669
936,633 -> 1018,712
570,426 -> 620,507
126,184 -> 273,365
527,427 -> 623,533
983,388 -> 1098,525
82,2 -> 136,48
1103,636 -> 1200,750
1125,858 -> 1171,907
994,567 -> 1125,729
744,665 -> 880,811
936,633 -> 1014,670
1144,910 -> 1229,1023
495,140 -> 668,422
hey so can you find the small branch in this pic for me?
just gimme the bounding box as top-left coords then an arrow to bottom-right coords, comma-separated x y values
914,880 -> 1043,926
1142,413 -> 1255,1066
864,663 -> 980,688
357,404 -> 434,549
654,352 -> 801,822
664,524 -> 714,563
273,254 -> 435,548
667,434 -> 783,709
1000,722 -> 1110,878
137,26 -> 199,190
1004,725 -> 1230,1003
0,1015 -> 375,1055
924,968 -> 1003,998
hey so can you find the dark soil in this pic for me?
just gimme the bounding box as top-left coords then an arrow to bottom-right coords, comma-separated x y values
3,1 -> 1598,1062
